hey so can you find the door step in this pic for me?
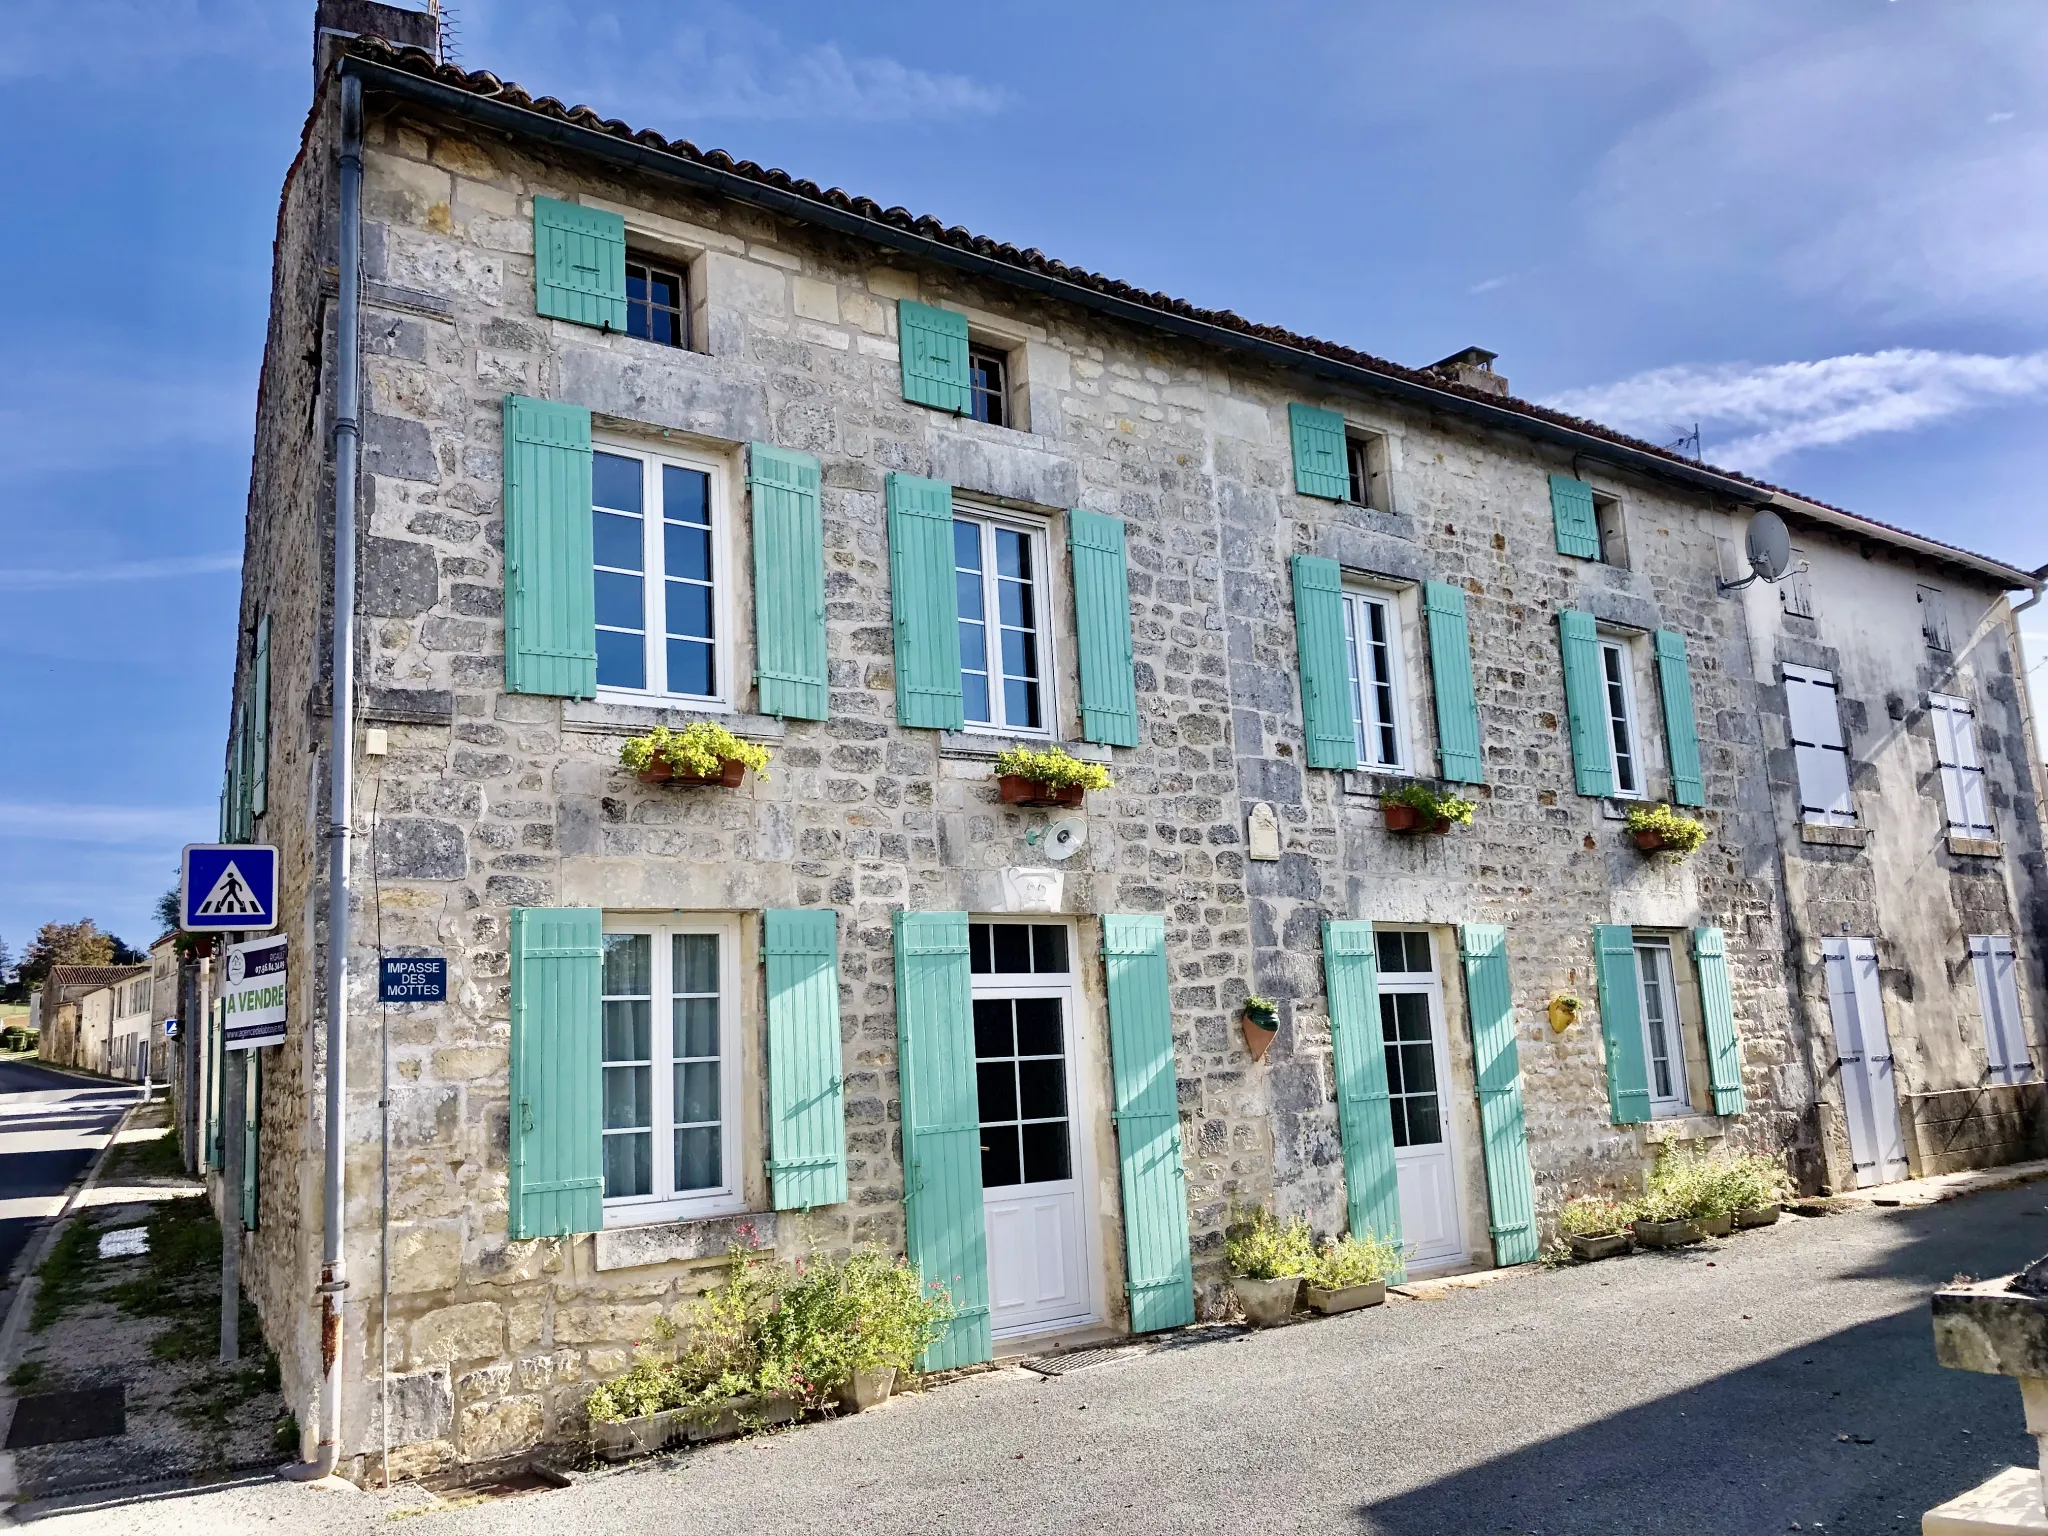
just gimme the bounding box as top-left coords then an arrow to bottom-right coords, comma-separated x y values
1018,1343 -> 1151,1377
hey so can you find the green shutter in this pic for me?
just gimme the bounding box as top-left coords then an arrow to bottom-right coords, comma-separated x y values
764,910 -> 848,1209
1692,927 -> 1745,1116
1549,473 -> 1599,559
1288,404 -> 1348,500
1322,921 -> 1403,1274
1655,630 -> 1706,807
509,907 -> 605,1238
207,1003 -> 224,1170
1423,581 -> 1484,784
503,395 -> 597,698
893,910 -> 991,1369
1069,509 -> 1140,748
228,694 -> 251,842
1102,915 -> 1196,1332
241,1049 -> 261,1232
748,444 -> 829,721
532,196 -> 627,331
1458,925 -> 1538,1266
1293,555 -> 1359,771
1594,925 -> 1650,1125
251,615 -> 270,819
1558,609 -> 1612,798
898,300 -> 971,414
885,473 -> 965,729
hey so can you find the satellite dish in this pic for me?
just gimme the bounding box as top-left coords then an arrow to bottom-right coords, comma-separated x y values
1040,818 -> 1089,862
1745,510 -> 1792,583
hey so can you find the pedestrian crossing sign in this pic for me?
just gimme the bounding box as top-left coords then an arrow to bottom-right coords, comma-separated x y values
181,844 -> 279,932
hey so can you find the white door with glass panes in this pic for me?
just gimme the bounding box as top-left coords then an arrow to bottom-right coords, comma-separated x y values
1821,938 -> 1908,1187
1633,938 -> 1690,1115
972,921 -> 1096,1337
1374,930 -> 1464,1268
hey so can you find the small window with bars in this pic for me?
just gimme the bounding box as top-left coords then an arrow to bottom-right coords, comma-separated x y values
625,254 -> 688,349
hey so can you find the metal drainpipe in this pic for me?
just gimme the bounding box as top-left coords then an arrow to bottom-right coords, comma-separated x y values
286,68 -> 362,1484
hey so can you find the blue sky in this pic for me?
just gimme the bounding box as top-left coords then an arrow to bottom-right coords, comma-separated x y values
1,0 -> 2043,955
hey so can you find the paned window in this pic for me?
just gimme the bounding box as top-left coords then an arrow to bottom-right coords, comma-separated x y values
592,446 -> 723,702
1374,928 -> 1441,1149
1784,665 -> 1855,826
1344,590 -> 1408,771
1928,693 -> 1993,837
1970,936 -> 2033,1084
974,994 -> 1070,1188
968,922 -> 1070,975
1345,433 -> 1391,511
1374,928 -> 1435,977
1599,637 -> 1643,798
1634,938 -> 1689,1114
600,920 -> 741,1223
954,512 -> 1050,733
1594,493 -> 1628,568
625,255 -> 687,348
968,345 -> 1009,427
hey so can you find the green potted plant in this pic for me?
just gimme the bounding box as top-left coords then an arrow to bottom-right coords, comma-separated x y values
1719,1152 -> 1794,1229
1631,1145 -> 1728,1247
1303,1230 -> 1401,1314
1241,994 -> 1279,1062
991,745 -> 1114,809
1624,803 -> 1709,856
1558,1196 -> 1639,1261
620,723 -> 772,788
1379,782 -> 1477,835
1224,1207 -> 1313,1326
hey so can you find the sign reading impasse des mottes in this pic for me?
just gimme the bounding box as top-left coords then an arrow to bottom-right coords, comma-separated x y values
379,955 -> 448,1003
222,936 -> 288,1051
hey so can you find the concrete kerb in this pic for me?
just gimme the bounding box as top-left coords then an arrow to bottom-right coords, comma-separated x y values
1835,1160 -> 2048,1210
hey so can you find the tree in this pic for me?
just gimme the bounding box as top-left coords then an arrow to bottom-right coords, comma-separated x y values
154,885 -> 182,935
15,920 -> 118,996
107,935 -> 145,966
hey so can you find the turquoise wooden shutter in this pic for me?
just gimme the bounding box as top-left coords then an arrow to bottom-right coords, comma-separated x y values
1655,630 -> 1706,807
898,300 -> 971,414
241,1049 -> 261,1232
1293,555 -> 1359,771
1288,404 -> 1348,500
1322,921 -> 1403,1273
532,196 -> 627,331
226,697 -> 245,842
1458,925 -> 1538,1266
1423,581 -> 1484,784
1103,914 -> 1196,1332
1549,473 -> 1599,559
1069,509 -> 1140,747
251,615 -> 270,819
764,910 -> 848,1209
207,1003 -> 224,1169
893,910 -> 991,1369
748,443 -> 829,721
1557,609 -> 1612,797
503,395 -> 597,698
885,473 -> 965,729
1692,927 -> 1746,1115
1593,925 -> 1650,1125
509,907 -> 605,1238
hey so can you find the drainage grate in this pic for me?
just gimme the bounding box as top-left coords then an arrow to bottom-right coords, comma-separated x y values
1019,1346 -> 1140,1377
6,1386 -> 125,1449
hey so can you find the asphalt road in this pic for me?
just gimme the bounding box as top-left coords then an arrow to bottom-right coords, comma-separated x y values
13,1181 -> 2046,1535
0,1058 -> 136,1303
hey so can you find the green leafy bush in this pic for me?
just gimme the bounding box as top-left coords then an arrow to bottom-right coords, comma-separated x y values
1306,1231 -> 1401,1289
1224,1207 -> 1314,1281
1380,781 -> 1477,826
1243,994 -> 1278,1023
1624,803 -> 1709,854
1715,1152 -> 1794,1212
1557,1196 -> 1640,1238
1639,1145 -> 1789,1221
620,722 -> 772,780
991,745 -> 1113,791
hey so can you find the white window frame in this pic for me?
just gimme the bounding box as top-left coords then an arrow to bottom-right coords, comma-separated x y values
1784,664 -> 1856,827
954,505 -> 1056,737
592,437 -> 734,710
1598,635 -> 1645,799
1343,587 -> 1410,773
1928,692 -> 1994,837
599,914 -> 745,1227
1633,937 -> 1690,1116
1970,935 -> 2033,1085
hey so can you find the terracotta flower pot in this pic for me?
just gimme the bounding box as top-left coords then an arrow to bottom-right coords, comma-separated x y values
659,758 -> 749,788
1382,803 -> 1422,832
998,775 -> 1085,809
1428,817 -> 1453,835
636,758 -> 674,784
1632,829 -> 1668,851
1242,1009 -> 1279,1062
1231,1273 -> 1302,1327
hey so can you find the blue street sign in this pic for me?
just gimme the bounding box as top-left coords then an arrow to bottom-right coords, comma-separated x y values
379,956 -> 448,1003
180,844 -> 279,932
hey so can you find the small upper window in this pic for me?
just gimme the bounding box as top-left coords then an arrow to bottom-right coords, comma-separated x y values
1928,692 -> 1993,837
592,444 -> 723,702
1593,493 -> 1627,567
955,511 -> 1050,734
1780,549 -> 1815,619
1784,665 -> 1855,827
1599,637 -> 1643,798
625,255 -> 688,348
968,345 -> 1009,427
1345,433 -> 1392,511
1374,928 -> 1434,976
1917,585 -> 1951,651
969,922 -> 1070,975
1343,589 -> 1409,772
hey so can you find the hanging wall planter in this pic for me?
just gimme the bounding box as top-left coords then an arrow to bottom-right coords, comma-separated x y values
1241,996 -> 1279,1062
1379,784 -> 1476,837
998,775 -> 1085,809
991,745 -> 1112,810
1622,804 -> 1708,858
620,723 -> 770,790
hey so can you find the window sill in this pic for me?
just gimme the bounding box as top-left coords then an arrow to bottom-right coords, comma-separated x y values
1800,823 -> 1870,848
593,1209 -> 776,1272
1339,768 -> 1418,798
1598,798 -> 1648,821
939,731 -> 1110,764
563,698 -> 786,740
1946,833 -> 2003,858
1642,1115 -> 1729,1145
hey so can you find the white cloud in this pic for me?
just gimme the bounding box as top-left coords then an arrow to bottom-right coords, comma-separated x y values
1542,349 -> 2048,472
0,802 -> 215,847
0,553 -> 241,592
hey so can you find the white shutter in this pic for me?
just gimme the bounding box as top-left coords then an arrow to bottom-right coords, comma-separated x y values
1972,936 -> 2032,1084
1929,694 -> 1993,836
1785,666 -> 1854,826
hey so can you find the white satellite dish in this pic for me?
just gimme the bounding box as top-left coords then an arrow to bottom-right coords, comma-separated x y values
1038,817 -> 1088,862
1720,508 -> 1798,593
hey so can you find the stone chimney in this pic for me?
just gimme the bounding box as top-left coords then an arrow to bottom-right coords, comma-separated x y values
1428,347 -> 1509,398
315,0 -> 441,79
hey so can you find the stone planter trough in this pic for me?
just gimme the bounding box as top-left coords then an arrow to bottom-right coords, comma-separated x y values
1232,1273 -> 1302,1327
1567,1231 -> 1631,1262
1304,1280 -> 1386,1315
1735,1204 -> 1781,1229
1631,1217 -> 1704,1249
839,1366 -> 896,1412
591,1391 -> 802,1463
1699,1212 -> 1735,1238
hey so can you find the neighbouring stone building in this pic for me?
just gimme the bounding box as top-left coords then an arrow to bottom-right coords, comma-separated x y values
211,2 -> 2045,1481
35,964 -> 148,1074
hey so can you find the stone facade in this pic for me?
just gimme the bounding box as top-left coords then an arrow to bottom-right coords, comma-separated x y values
219,23 -> 2046,1481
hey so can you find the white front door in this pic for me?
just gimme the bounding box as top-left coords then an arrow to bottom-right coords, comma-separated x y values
1375,929 -> 1465,1270
973,921 -> 1096,1338
1822,939 -> 1909,1187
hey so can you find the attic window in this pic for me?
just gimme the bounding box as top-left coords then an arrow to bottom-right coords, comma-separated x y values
1593,492 -> 1628,567
1345,433 -> 1392,512
968,345 -> 1010,427
626,254 -> 687,348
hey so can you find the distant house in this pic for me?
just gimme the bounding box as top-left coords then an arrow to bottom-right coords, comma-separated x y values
37,966 -> 148,1072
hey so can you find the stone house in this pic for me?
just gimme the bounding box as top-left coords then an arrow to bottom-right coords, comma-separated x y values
35,965 -> 147,1072
221,3 -> 2045,1480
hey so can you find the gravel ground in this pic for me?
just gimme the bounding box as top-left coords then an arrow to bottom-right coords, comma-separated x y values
11,1182 -> 2044,1535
